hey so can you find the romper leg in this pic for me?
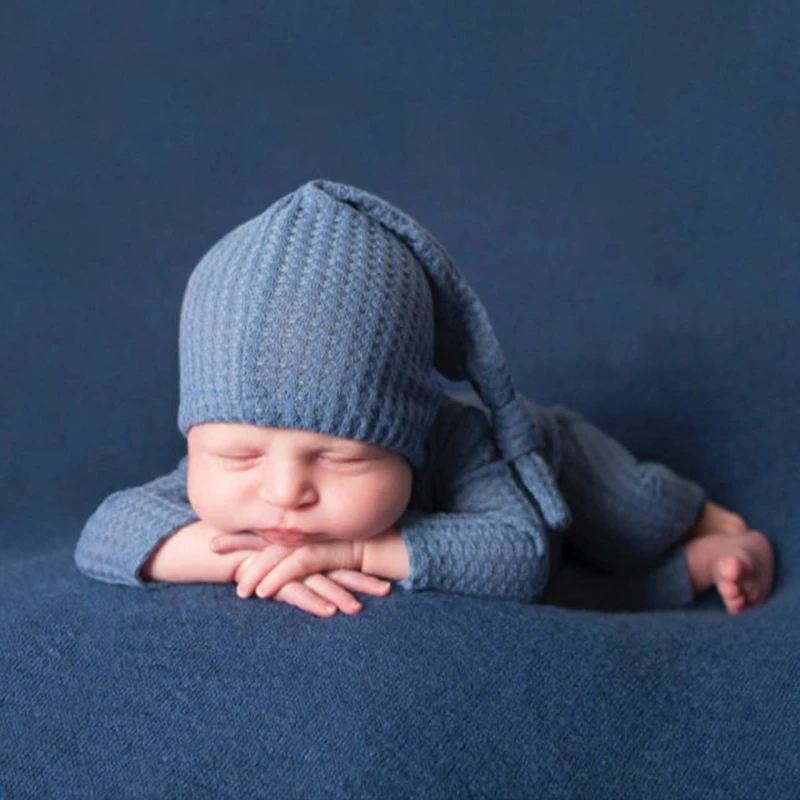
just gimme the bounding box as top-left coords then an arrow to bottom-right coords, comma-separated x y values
542,547 -> 696,611
542,404 -> 707,575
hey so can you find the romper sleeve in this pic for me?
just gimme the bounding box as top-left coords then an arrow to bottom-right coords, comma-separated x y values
74,456 -> 200,588
396,400 -> 553,602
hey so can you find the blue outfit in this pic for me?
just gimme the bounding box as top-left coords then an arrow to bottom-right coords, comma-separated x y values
75,394 -> 707,610
74,180 -> 707,610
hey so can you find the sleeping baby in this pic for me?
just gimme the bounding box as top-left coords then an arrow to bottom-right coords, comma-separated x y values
75,180 -> 774,616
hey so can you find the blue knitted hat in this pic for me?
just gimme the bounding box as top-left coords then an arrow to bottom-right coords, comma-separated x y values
177,179 -> 571,530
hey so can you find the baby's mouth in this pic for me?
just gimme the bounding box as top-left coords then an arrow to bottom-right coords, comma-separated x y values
254,528 -> 317,546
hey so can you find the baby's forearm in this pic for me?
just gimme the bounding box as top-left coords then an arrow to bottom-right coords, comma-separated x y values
361,528 -> 410,581
141,522 -> 410,587
141,519 -> 253,584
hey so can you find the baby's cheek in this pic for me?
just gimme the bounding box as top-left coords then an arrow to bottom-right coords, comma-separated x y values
335,477 -> 408,538
316,485 -> 371,538
377,466 -> 413,521
187,470 -> 228,525
187,485 -> 211,523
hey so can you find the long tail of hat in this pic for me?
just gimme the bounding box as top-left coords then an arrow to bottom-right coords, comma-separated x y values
310,180 -> 572,532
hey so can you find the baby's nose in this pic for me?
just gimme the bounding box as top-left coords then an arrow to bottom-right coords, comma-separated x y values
258,461 -> 315,508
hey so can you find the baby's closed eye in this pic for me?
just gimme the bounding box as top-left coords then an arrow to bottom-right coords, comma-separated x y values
317,455 -> 373,471
214,452 -> 371,470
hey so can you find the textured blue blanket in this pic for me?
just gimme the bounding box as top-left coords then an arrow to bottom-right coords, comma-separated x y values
2,2 -> 798,797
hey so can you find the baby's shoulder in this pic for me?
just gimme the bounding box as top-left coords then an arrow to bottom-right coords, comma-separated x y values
428,391 -> 549,467
433,392 -> 490,434
425,393 -> 497,470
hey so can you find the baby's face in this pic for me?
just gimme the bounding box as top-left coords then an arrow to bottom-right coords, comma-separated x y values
186,422 -> 413,546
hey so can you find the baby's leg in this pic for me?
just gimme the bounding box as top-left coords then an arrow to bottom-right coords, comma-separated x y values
543,547 -> 695,612
689,499 -> 748,539
544,404 -> 707,575
541,403 -> 775,613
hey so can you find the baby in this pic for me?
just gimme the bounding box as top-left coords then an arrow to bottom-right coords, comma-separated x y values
75,180 -> 774,617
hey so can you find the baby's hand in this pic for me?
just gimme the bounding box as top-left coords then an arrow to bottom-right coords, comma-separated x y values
234,538 -> 366,599
211,533 -> 391,616
244,560 -> 392,617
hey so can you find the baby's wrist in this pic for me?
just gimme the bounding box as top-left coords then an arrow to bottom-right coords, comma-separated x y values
361,527 -> 410,581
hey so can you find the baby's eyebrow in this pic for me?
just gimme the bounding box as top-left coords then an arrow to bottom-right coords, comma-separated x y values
218,440 -> 267,450
212,438 -> 366,453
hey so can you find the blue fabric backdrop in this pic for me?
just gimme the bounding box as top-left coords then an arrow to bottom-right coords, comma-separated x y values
2,2 -> 798,798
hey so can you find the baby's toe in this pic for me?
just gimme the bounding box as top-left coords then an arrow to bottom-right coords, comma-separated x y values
728,594 -> 748,614
718,578 -> 746,612
741,576 -> 762,605
717,578 -> 742,604
715,555 -> 743,583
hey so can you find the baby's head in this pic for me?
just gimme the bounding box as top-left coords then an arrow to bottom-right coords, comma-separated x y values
178,180 -> 572,541
179,180 -> 438,541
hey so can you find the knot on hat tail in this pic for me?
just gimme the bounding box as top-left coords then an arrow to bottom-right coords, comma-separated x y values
493,390 -> 545,459
513,452 -> 572,532
494,391 -> 573,532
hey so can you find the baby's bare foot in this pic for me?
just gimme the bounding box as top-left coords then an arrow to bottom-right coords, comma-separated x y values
686,530 -> 775,613
689,500 -> 748,540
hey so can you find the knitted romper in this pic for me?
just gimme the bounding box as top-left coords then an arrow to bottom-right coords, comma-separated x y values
527,398 -> 707,610
76,180 -> 709,613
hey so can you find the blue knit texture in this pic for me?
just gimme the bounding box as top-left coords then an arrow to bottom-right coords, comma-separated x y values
177,180 -> 571,529
178,181 -> 442,469
75,395 -> 706,609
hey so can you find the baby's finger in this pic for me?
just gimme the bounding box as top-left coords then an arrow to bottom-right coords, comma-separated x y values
326,569 -> 393,597
253,550 -> 320,599
236,546 -> 293,598
303,574 -> 363,615
274,581 -> 337,617
211,531 -> 270,554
